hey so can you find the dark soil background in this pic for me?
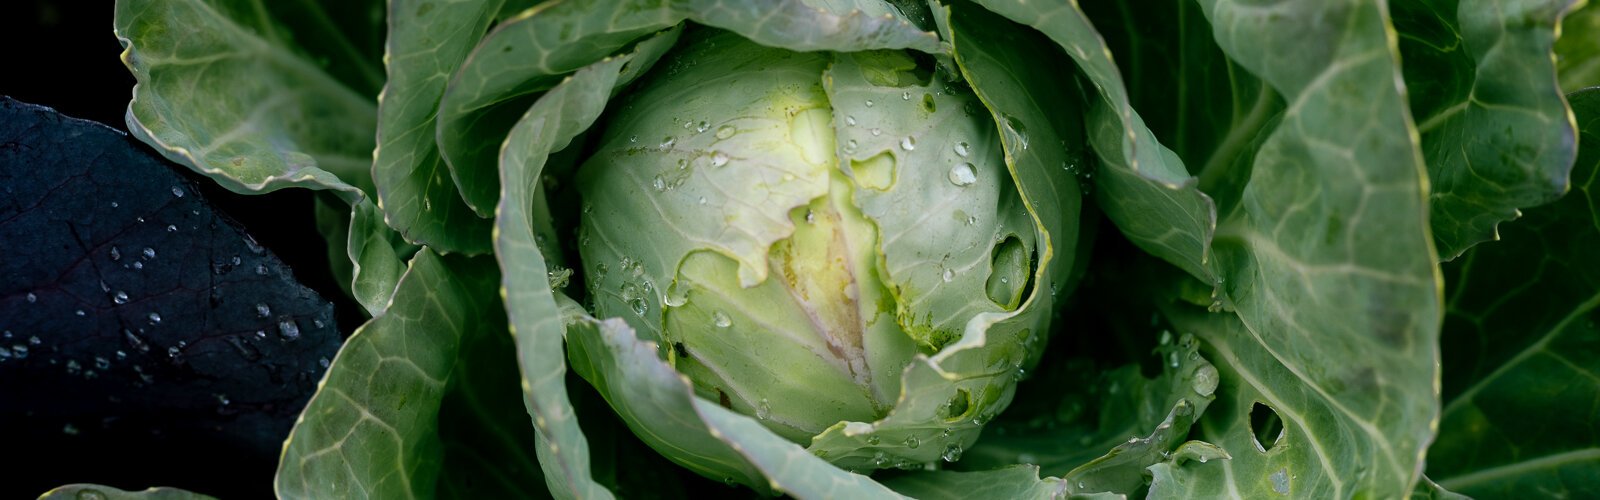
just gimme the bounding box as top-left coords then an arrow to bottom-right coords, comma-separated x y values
4,2 -> 362,498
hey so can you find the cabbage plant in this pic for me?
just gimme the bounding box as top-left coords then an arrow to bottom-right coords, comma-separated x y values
105,0 -> 1598,498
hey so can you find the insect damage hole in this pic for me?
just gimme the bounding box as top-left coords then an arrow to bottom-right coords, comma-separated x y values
1250,402 -> 1285,453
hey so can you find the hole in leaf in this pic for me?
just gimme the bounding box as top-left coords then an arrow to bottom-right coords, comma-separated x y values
985,235 -> 1030,310
1250,402 -> 1284,453
940,388 -> 972,422
850,152 -> 897,191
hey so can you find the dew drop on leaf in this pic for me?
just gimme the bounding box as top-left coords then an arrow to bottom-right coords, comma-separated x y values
948,163 -> 977,186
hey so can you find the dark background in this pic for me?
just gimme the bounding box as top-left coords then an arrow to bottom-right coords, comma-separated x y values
4,2 -> 361,497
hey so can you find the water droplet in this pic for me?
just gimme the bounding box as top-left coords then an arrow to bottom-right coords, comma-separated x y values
1004,115 -> 1030,150
124,330 -> 149,352
756,398 -> 771,419
873,452 -> 890,467
698,196 -> 707,205
27,292 -> 37,303
319,357 -> 331,368
109,246 -> 121,261
629,135 -> 638,143
864,99 -> 874,107
942,269 -> 954,282
75,309 -> 86,316
113,291 -> 129,305
902,91 -> 912,101
167,346 -> 181,358
710,151 -> 729,167
110,202 -> 118,208
948,163 -> 977,186
941,443 -> 963,462
866,434 -> 882,445
652,175 -> 667,191
94,356 -> 110,370
115,350 -> 126,360
966,215 -> 978,225
659,136 -> 676,149
870,127 -> 882,136
903,436 -> 920,449
845,115 -> 857,126
713,311 -> 733,328
844,140 -> 858,154
900,136 -> 916,151
166,224 -> 178,232
629,297 -> 648,316
147,312 -> 161,324
278,320 -> 301,340
171,186 -> 185,198
11,345 -> 29,358
953,141 -> 970,157
255,303 -> 271,318
696,121 -> 710,133
29,335 -> 41,345
256,264 -> 269,276
63,424 -> 80,435
715,125 -> 736,139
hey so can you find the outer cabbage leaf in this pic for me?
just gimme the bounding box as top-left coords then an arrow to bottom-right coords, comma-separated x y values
969,0 -> 1219,284
1145,0 -> 1444,497
1424,88 -> 1600,498
114,0 -> 382,198
1557,2 -> 1600,91
369,0 -> 512,254
880,466 -> 1075,499
494,29 -> 681,500
39,485 -> 216,500
275,251 -> 542,498
1394,0 -> 1582,259
1077,0 -> 1281,219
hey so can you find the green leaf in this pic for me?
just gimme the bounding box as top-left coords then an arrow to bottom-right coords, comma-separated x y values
1060,335 -> 1218,495
1145,0 -> 1445,497
880,466 -> 1074,500
346,198 -> 413,316
370,0 -> 509,254
276,250 -> 539,498
114,0 -> 381,198
1425,88 -> 1600,498
38,485 -> 216,500
1557,2 -> 1600,92
1077,0 -> 1282,219
494,28 -> 682,500
437,0 -> 939,215
1394,0 -> 1582,259
969,0 -> 1220,284
960,332 -> 1220,494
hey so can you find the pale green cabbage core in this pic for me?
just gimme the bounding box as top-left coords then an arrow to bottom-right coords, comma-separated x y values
576,29 -> 1025,444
